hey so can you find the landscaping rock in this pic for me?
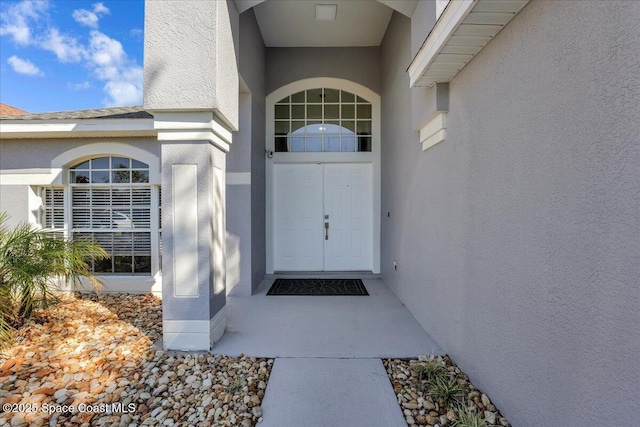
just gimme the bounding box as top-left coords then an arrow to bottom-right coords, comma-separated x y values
384,356 -> 511,427
0,293 -> 273,426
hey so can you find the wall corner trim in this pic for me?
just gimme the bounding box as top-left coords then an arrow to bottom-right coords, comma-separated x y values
153,111 -> 233,152
420,112 -> 447,151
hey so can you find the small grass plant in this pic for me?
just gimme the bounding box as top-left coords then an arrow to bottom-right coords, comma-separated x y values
228,375 -> 245,393
428,374 -> 465,407
453,401 -> 486,427
414,357 -> 448,382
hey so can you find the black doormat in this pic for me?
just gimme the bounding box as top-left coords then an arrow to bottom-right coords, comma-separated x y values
267,278 -> 368,296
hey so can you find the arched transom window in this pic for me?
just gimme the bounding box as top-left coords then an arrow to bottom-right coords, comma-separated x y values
69,156 -> 154,274
274,88 -> 372,152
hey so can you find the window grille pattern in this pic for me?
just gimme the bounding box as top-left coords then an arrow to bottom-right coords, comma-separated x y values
70,156 -> 153,274
274,88 -> 372,152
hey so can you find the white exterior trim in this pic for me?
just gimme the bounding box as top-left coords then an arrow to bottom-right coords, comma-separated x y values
154,112 -> 232,153
408,0 -> 476,87
0,119 -> 155,139
420,112 -> 447,151
51,142 -> 161,184
265,77 -> 381,274
210,307 -> 226,344
163,307 -> 226,351
408,0 -> 530,87
0,169 -> 61,185
92,275 -> 162,295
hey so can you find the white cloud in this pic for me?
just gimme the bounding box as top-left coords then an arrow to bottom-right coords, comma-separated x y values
8,55 -> 44,76
87,31 -> 142,106
72,2 -> 110,29
40,28 -> 86,63
2,0 -> 141,107
72,9 -> 99,29
92,3 -> 110,15
0,0 -> 49,45
68,81 -> 92,91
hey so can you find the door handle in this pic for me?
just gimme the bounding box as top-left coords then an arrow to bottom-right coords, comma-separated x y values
324,222 -> 329,240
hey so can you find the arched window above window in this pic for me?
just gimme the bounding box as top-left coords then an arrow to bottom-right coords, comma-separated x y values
70,156 -> 150,184
274,88 -> 372,152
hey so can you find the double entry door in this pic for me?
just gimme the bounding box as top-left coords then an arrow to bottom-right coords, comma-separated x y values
274,163 -> 372,271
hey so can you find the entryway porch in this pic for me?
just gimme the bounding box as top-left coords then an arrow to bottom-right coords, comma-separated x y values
213,278 -> 443,358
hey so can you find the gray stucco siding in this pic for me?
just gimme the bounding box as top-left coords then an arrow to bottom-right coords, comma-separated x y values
0,185 -> 29,228
0,138 -> 160,170
382,1 -> 640,425
266,47 -> 381,95
239,9 -> 267,293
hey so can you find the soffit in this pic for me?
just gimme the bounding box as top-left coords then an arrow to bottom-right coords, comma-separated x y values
408,0 -> 530,87
252,0 -> 394,47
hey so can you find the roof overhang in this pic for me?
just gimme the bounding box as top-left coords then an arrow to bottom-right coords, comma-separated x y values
0,118 -> 156,139
408,0 -> 529,88
235,0 -> 418,17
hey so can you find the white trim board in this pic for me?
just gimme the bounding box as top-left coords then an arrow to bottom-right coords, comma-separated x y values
163,308 -> 226,351
153,111 -> 233,153
0,119 -> 155,139
0,169 -> 61,185
420,112 -> 447,151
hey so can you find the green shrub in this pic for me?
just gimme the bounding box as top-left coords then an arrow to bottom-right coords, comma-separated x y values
0,213 -> 107,346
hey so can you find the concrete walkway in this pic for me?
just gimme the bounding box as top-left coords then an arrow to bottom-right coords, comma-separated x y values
213,278 -> 442,426
259,358 -> 406,427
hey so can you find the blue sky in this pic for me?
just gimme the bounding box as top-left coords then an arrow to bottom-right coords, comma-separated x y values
0,0 -> 144,113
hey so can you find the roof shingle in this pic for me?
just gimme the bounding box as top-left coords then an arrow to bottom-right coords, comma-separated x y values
0,106 -> 153,121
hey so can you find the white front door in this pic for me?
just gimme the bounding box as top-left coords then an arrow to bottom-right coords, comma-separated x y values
273,163 -> 372,271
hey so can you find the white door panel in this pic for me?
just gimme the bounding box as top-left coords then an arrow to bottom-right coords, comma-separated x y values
273,164 -> 323,271
323,163 -> 372,271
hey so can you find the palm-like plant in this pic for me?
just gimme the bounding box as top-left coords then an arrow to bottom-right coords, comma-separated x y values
0,212 -> 107,346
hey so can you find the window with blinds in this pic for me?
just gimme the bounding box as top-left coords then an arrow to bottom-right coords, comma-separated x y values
70,156 -> 153,275
41,187 -> 65,231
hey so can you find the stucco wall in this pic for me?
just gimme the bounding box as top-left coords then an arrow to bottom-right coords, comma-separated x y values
266,47 -> 381,95
240,9 -> 267,294
381,2 -> 640,425
227,93 -> 253,296
0,185 -> 29,228
144,0 -> 239,129
161,142 -> 226,321
0,138 -> 160,170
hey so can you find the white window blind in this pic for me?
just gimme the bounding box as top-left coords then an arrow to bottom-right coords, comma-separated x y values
70,156 -> 154,275
40,187 -> 65,230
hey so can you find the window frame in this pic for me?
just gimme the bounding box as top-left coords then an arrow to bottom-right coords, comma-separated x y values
39,155 -> 162,277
